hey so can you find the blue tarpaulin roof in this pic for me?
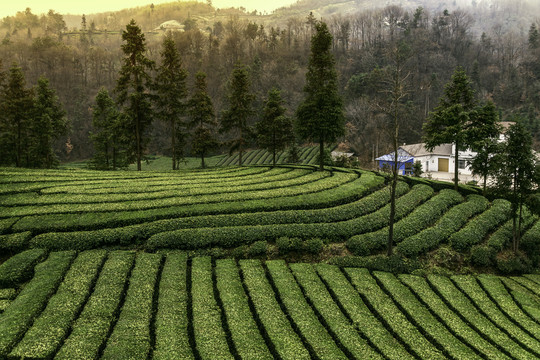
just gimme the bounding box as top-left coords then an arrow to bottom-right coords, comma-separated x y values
376,148 -> 414,162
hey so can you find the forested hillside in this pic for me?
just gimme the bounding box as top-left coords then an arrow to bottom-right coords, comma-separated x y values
1,0 -> 540,163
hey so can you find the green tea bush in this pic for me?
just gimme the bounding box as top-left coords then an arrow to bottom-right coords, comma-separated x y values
247,241 -> 268,256
496,251 -> 532,275
0,249 -> 47,287
450,199 -> 512,251
304,238 -> 324,254
276,237 -> 303,254
470,245 -> 496,267
396,195 -> 490,257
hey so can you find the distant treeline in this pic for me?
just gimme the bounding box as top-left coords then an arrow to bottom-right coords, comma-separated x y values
1,1 -> 540,163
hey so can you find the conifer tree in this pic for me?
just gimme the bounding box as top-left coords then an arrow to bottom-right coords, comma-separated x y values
155,33 -> 188,170
28,76 -> 68,168
188,71 -> 218,168
296,21 -> 345,171
90,88 -> 126,170
221,63 -> 255,166
115,19 -> 154,171
467,101 -> 501,194
256,88 -> 294,167
0,63 -> 34,167
493,122 -> 538,252
423,66 -> 476,190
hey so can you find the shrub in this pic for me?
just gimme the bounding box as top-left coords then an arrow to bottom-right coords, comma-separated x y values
470,245 -> 496,267
247,241 -> 268,256
396,195 -> 490,257
450,199 -> 512,252
0,249 -> 47,287
327,255 -> 419,274
276,237 -> 303,254
304,238 -> 324,254
496,251 -> 532,275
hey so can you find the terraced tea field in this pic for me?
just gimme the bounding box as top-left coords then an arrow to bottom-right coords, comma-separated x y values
0,165 -> 538,259
214,144 -> 334,167
1,250 -> 540,359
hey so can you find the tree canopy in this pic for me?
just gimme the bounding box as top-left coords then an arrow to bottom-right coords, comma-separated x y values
296,21 -> 345,171
115,19 -> 155,171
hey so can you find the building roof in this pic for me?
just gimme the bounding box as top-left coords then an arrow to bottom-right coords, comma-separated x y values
376,148 -> 414,162
400,143 -> 452,157
155,20 -> 185,31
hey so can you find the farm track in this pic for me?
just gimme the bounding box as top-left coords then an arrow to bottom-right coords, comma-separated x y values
1,251 -> 540,359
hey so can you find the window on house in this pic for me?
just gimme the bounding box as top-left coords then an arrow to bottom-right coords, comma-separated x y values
404,162 -> 413,175
458,160 -> 467,169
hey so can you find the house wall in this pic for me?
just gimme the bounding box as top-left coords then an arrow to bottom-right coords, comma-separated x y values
417,154 -> 473,175
378,159 -> 414,175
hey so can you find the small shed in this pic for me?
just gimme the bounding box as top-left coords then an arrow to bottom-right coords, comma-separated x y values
376,148 -> 415,175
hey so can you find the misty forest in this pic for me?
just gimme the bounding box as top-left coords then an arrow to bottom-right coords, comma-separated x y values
0,0 -> 540,167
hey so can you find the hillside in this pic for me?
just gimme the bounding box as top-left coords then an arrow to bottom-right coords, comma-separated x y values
1,250 -> 540,358
1,165 -> 538,273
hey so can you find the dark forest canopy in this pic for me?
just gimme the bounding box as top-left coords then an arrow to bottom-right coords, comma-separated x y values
1,0 -> 540,164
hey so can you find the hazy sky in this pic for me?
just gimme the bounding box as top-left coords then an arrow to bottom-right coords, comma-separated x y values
0,0 -> 295,18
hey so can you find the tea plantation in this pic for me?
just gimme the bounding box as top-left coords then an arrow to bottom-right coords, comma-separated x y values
1,165 -> 540,359
1,251 -> 540,359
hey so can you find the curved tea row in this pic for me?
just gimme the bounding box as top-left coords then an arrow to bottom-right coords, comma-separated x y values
1,251 -> 540,359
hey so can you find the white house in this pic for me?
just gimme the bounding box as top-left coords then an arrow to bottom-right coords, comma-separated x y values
377,143 -> 476,175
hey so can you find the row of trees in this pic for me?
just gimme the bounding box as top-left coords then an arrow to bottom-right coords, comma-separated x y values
0,61 -> 68,168
90,19 -> 343,171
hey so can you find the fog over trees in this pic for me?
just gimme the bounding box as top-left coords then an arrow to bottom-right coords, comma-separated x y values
0,0 -> 539,164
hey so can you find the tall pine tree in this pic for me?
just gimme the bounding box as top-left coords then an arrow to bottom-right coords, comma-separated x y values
155,33 -> 188,170
423,66 -> 476,190
115,19 -> 154,171
0,63 -> 34,167
188,71 -> 218,169
221,63 -> 255,166
28,76 -> 68,168
256,88 -> 294,167
296,21 -> 345,171
90,88 -> 126,170
493,122 -> 538,252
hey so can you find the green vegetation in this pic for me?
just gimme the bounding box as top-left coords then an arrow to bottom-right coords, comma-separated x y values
0,250 -> 538,358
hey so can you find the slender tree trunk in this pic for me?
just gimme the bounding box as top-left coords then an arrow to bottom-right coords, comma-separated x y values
319,139 -> 324,171
517,197 -> 523,252
454,140 -> 459,191
112,144 -> 117,171
512,176 -> 518,253
16,121 -> 21,167
105,143 -> 109,169
483,174 -> 487,195
201,153 -> 206,169
136,113 -> 141,171
171,119 -> 176,170
239,128 -> 243,166
388,125 -> 399,256
272,129 -> 276,167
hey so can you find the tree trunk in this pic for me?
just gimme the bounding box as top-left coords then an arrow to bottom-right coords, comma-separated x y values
171,118 -> 176,170
16,121 -> 21,167
454,141 -> 459,191
201,153 -> 206,169
272,148 -> 276,167
388,127 -> 399,256
517,197 -> 523,252
319,140 -> 324,171
105,143 -> 109,169
136,113 -> 141,171
112,144 -> 117,171
512,175 -> 518,253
